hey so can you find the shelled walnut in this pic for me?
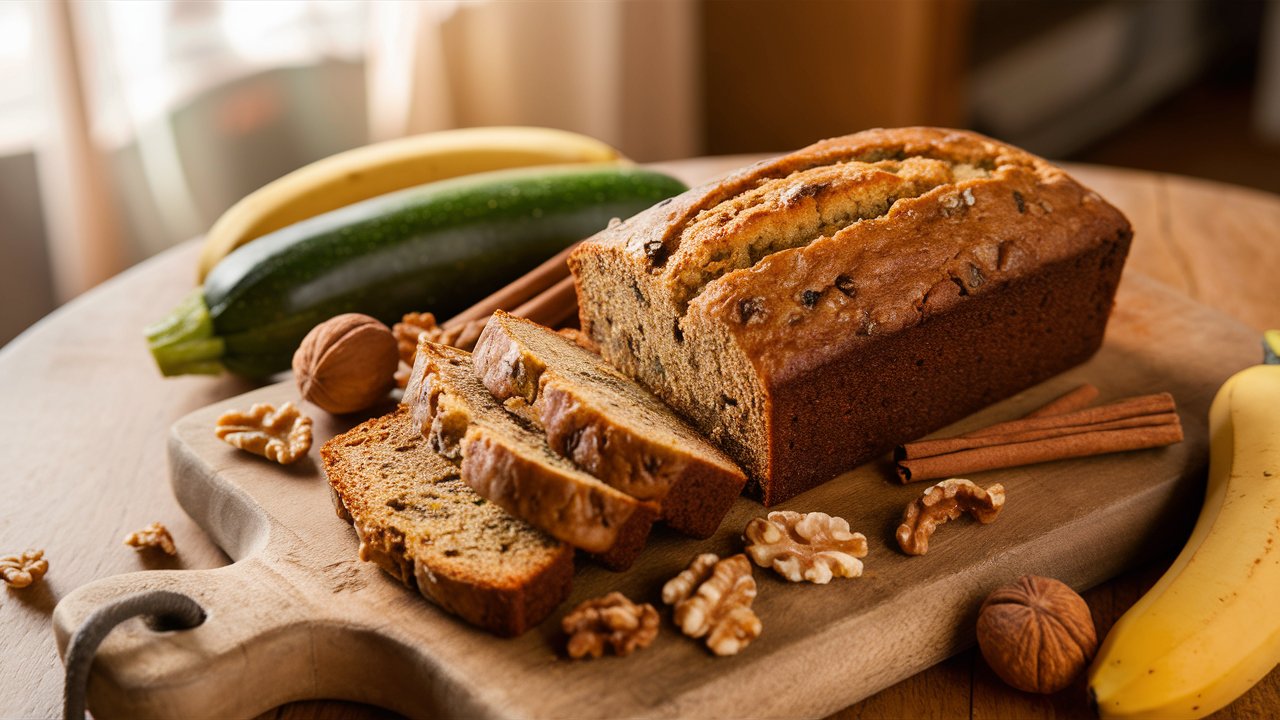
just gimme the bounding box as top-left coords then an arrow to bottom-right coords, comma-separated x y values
393,312 -> 470,388
395,313 -> 446,388
394,312 -> 441,364
215,401 -> 313,465
561,592 -> 659,659
123,522 -> 177,556
744,510 -> 868,583
978,575 -> 1097,693
1,549 -> 48,589
662,553 -> 761,656
896,478 -> 1005,555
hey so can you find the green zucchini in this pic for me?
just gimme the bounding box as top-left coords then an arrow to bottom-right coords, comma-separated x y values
146,164 -> 686,378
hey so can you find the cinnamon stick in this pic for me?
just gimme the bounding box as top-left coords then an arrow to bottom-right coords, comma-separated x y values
443,275 -> 580,352
1016,383 -> 1100,420
511,275 -> 579,329
443,241 -> 579,330
958,393 -> 1176,439
895,421 -> 1184,483
894,391 -> 1183,483
899,412 -> 1181,461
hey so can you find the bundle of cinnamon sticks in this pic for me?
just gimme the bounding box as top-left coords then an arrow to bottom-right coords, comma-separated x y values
439,240 -> 583,349
895,384 -> 1184,483
391,242 -> 584,387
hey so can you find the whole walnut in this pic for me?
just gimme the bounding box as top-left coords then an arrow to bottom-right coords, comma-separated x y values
977,575 -> 1097,694
293,314 -> 399,414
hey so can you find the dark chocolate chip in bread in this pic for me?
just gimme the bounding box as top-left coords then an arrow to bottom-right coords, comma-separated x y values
321,407 -> 573,637
472,310 -> 746,538
404,340 -> 657,570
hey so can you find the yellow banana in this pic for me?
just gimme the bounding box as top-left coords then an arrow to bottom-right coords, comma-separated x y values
196,126 -> 625,280
1088,361 -> 1280,719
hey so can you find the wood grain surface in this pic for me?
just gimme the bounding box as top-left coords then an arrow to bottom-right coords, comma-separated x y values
49,271 -> 1255,718
1,158 -> 1278,719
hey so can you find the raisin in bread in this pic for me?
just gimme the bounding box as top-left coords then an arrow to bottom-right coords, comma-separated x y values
403,339 -> 658,570
570,127 -> 1132,505
472,310 -> 745,538
321,407 -> 573,636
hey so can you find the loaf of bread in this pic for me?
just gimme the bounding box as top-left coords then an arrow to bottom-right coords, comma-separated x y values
321,408 -> 573,636
403,339 -> 658,570
570,127 -> 1132,505
472,310 -> 746,538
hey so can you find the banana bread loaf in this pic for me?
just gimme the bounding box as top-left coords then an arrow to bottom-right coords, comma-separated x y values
472,310 -> 746,538
403,339 -> 658,570
570,127 -> 1132,505
322,407 -> 573,636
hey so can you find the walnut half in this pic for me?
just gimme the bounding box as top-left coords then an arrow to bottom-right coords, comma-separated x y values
896,478 -> 1005,555
1,549 -> 49,589
744,510 -> 868,583
215,401 -> 313,465
393,312 -> 483,387
562,592 -> 659,659
123,522 -> 177,556
662,553 -> 761,656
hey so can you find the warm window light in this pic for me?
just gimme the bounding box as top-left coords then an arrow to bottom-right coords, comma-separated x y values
0,2 -> 37,151
99,1 -> 169,126
0,3 -> 32,64
220,0 -> 309,63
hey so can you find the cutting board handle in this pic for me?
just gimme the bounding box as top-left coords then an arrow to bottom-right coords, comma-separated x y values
52,556 -> 315,719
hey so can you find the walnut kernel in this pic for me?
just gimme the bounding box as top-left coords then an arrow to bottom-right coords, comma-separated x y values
215,401 -> 313,464
896,478 -> 1005,555
662,553 -> 761,656
1,549 -> 49,589
394,312 -> 439,388
562,592 -> 659,659
294,313 -> 399,414
978,575 -> 1097,693
744,510 -> 868,583
393,312 -> 488,386
123,522 -> 177,556
662,553 -> 718,605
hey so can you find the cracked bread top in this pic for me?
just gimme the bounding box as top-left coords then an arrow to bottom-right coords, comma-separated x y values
573,127 -> 1131,382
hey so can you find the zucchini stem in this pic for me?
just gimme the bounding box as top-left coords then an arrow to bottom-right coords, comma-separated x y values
145,290 -> 226,376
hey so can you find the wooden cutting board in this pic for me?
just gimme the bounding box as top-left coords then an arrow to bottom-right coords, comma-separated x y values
52,272 -> 1259,720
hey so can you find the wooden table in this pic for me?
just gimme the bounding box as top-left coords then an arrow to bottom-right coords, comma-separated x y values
2,159 -> 1278,719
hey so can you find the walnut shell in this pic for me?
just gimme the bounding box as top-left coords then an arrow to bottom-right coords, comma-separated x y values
293,314 -> 398,414
977,575 -> 1097,694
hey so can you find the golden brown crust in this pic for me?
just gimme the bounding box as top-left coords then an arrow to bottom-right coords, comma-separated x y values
407,341 -> 658,566
460,424 -> 657,562
571,127 -> 1132,505
609,127 -> 1038,265
412,544 -> 575,638
472,311 -> 745,538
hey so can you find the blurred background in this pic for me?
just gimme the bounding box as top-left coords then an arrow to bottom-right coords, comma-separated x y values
1,0 -> 1277,347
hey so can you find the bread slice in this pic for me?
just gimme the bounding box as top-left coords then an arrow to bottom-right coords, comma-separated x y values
472,311 -> 746,538
322,407 -> 573,636
404,340 -> 658,570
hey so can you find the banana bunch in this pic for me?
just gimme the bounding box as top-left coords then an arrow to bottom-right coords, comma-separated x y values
1089,332 -> 1280,719
196,126 -> 625,280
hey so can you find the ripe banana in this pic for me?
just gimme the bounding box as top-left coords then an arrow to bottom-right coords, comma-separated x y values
196,126 -> 625,280
1088,359 -> 1280,719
